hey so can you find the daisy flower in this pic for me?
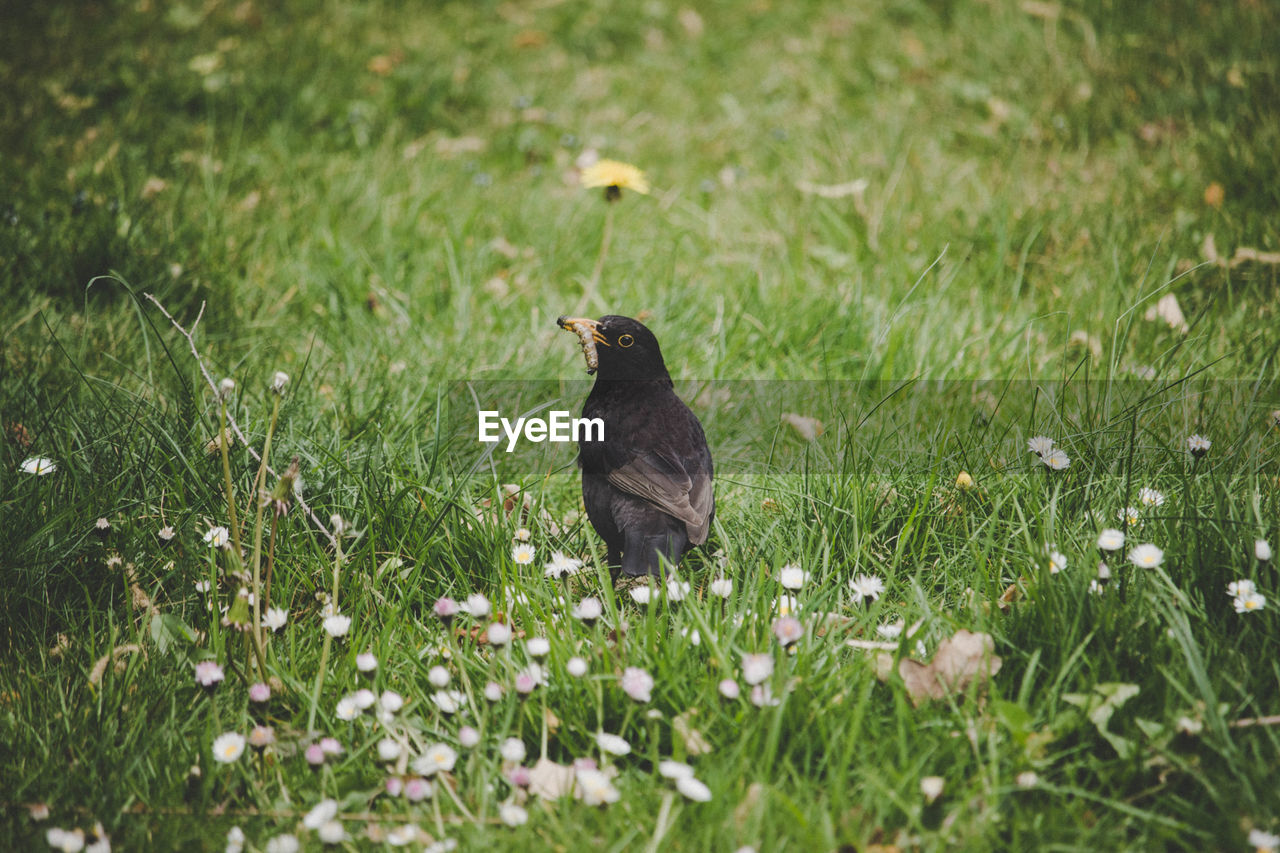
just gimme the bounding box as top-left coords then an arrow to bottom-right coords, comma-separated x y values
709,577 -> 733,598
464,593 -> 491,618
629,585 -> 654,604
1047,549 -> 1067,574
1137,487 -> 1165,508
323,613 -> 351,637
500,737 -> 527,763
1026,436 -> 1055,456
1186,434 -> 1211,457
428,665 -> 450,687
194,660 -> 225,688
203,525 -> 230,548
567,656 -> 588,677
458,726 -> 481,748
499,803 -> 529,827
380,690 -> 405,713
334,696 -> 360,721
1228,579 -> 1257,599
544,551 -> 584,579
1097,528 -> 1125,552
486,622 -> 512,645
658,760 -> 695,779
676,776 -> 712,802
432,690 -> 466,714
920,776 -> 945,803
772,616 -> 803,646
849,573 -> 885,604
876,620 -> 904,639
513,527 -> 531,542
1257,539 -> 1273,562
263,607 -> 288,631
774,594 -> 799,616
265,836 -> 300,853
511,543 -> 535,565
620,667 -> 654,702
433,596 -> 459,623
741,653 -> 774,686
575,768 -> 621,805
580,159 -> 650,200
414,743 -> 458,776
356,652 -> 378,672
527,637 -> 551,657
718,678 -> 741,699
1248,828 -> 1280,852
1234,591 -> 1266,613
596,731 -> 631,756
1041,448 -> 1070,470
19,456 -> 57,476
778,564 -> 808,590
1117,506 -> 1141,527
1127,543 -> 1164,569
573,597 -> 603,623
666,578 -> 691,601
212,732 -> 246,763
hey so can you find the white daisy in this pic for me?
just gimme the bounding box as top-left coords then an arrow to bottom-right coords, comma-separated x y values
1228,579 -> 1257,599
1257,539 -> 1273,562
566,656 -> 588,677
500,737 -> 527,763
575,768 -> 620,806
741,653 -> 774,686
658,760 -> 695,780
322,613 -> 351,637
849,573 -> 885,604
211,732 -> 246,763
708,577 -> 733,598
1026,436 -> 1055,456
263,607 -> 288,632
595,731 -> 631,755
20,456 -> 57,476
1137,487 -> 1165,508
1127,543 -> 1164,569
778,564 -> 808,590
511,543 -> 535,565
1234,591 -> 1266,613
499,803 -> 528,827
666,578 -> 691,601
203,525 -> 230,548
413,743 -> 458,776
676,776 -> 712,802
544,550 -> 585,579
1117,506 -> 1141,527
1186,434 -> 1211,457
1041,448 -> 1070,470
629,585 -> 654,605
1096,528 -> 1125,551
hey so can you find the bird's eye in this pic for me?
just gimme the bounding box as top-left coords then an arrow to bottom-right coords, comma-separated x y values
618,334 -> 634,348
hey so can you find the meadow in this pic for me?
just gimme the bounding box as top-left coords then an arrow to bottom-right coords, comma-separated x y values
2,0 -> 1279,849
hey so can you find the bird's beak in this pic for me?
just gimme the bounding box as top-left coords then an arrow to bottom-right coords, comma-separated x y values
556,316 -> 610,346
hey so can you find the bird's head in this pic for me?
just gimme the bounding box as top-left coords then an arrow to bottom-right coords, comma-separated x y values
557,315 -> 670,381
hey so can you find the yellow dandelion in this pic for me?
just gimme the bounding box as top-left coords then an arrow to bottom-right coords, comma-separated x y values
581,159 -> 649,200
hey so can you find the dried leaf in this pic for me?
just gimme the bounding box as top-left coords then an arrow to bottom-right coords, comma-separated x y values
795,178 -> 869,199
88,643 -> 145,687
1144,293 -> 1188,334
527,757 -> 576,800
673,708 -> 712,755
883,629 -> 1002,706
782,413 -> 824,441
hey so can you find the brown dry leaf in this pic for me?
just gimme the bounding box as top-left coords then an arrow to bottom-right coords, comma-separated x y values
881,629 -> 1002,706
1203,181 -> 1225,209
1202,233 -> 1280,268
795,178 -> 869,199
434,135 -> 487,158
733,782 -> 765,826
677,8 -> 704,37
528,757 -> 576,800
673,708 -> 712,755
997,578 -> 1025,611
543,705 -> 561,734
782,412 -> 824,441
1144,293 -> 1189,334
88,644 -> 145,687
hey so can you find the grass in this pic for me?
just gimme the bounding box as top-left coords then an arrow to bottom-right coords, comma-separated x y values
2,0 -> 1279,849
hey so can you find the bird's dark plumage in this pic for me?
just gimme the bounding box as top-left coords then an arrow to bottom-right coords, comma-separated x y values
558,315 -> 714,578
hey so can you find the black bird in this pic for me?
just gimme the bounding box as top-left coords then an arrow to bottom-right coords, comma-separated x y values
557,315 -> 714,578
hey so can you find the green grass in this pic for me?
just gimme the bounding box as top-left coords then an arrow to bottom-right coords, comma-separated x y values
2,0 -> 1279,849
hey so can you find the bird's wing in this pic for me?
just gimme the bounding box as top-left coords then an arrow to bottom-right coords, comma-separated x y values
606,450 -> 713,545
